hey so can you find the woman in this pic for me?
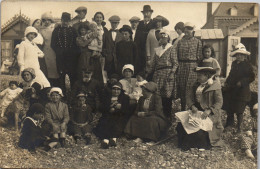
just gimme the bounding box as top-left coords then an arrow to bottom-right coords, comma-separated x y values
93,82 -> 130,149
32,19 -> 47,77
93,12 -> 109,84
146,15 -> 169,80
19,68 -> 42,95
224,43 -> 255,132
147,30 -> 178,118
176,63 -> 223,151
40,12 -> 60,87
17,26 -> 50,88
124,82 -> 169,143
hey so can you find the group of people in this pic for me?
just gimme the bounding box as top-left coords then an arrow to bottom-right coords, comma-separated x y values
0,5 -> 257,158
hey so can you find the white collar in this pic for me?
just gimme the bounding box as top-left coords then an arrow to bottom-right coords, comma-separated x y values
80,17 -> 87,22
155,43 -> 173,57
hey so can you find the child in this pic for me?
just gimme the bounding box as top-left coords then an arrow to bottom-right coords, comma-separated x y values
130,71 -> 148,101
87,22 -> 103,57
18,26 -> 50,88
71,91 -> 93,145
0,81 -> 22,117
200,44 -> 221,77
45,87 -> 70,147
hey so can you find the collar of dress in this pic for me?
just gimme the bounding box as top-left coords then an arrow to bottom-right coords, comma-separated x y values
155,43 -> 173,57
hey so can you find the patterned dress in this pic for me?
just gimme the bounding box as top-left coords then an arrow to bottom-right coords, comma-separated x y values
175,35 -> 202,110
150,43 -> 178,98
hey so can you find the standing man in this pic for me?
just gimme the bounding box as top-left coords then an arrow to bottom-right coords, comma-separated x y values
51,12 -> 80,94
103,15 -> 123,78
71,6 -> 90,34
175,22 -> 203,111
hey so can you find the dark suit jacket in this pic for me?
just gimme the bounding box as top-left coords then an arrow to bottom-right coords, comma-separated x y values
102,30 -> 123,73
133,29 -> 146,73
136,20 -> 155,43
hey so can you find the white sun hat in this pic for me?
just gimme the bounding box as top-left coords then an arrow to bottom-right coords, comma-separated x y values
230,43 -> 251,57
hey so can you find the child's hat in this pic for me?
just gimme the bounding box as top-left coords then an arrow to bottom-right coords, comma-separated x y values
112,82 -> 123,90
230,43 -> 250,57
24,26 -> 38,37
122,64 -> 134,75
50,87 -> 64,97
22,67 -> 36,79
119,25 -> 133,34
76,91 -> 87,98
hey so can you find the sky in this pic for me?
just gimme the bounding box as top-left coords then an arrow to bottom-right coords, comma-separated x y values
1,1 -> 221,30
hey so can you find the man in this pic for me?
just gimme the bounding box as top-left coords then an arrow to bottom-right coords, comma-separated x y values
51,12 -> 80,94
175,22 -> 203,111
103,15 -> 123,78
71,6 -> 90,33
71,68 -> 102,112
129,16 -> 144,73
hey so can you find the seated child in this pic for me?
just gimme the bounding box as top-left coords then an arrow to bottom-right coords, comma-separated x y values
240,103 -> 257,159
71,91 -> 93,145
129,72 -> 148,101
45,87 -> 69,148
0,81 -> 22,117
87,22 -> 102,57
19,103 -> 51,152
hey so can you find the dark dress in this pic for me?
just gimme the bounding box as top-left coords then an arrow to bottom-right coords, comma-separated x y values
116,40 -> 138,76
93,93 -> 130,139
124,94 -> 169,142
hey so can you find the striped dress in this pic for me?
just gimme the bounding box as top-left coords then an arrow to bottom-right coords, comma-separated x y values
174,35 -> 202,110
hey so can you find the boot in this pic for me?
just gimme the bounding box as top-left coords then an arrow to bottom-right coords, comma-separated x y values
237,114 -> 244,133
225,113 -> 235,128
60,138 -> 66,147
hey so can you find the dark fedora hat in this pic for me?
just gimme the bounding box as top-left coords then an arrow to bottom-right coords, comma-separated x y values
141,5 -> 153,13
153,15 -> 169,27
119,25 -> 133,34
61,12 -> 71,22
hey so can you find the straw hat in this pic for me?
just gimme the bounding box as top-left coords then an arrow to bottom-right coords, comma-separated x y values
230,43 -> 250,57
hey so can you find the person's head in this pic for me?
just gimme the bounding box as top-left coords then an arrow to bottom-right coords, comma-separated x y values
109,15 -> 120,30
32,19 -> 42,30
174,22 -> 185,35
75,6 -> 87,20
27,103 -> 45,122
119,25 -> 133,41
110,74 -> 120,85
61,12 -> 71,27
50,87 -> 63,103
142,82 -> 157,98
76,91 -> 87,104
136,71 -> 146,82
9,81 -> 18,90
202,44 -> 215,59
111,82 -> 123,97
184,22 -> 195,37
195,65 -> 216,84
82,68 -> 93,83
89,22 -> 98,32
24,26 -> 38,41
93,12 -> 105,26
141,5 -> 153,21
21,68 -> 36,82
41,12 -> 54,27
159,30 -> 170,46
153,15 -> 169,29
230,43 -> 251,62
78,23 -> 89,36
122,64 -> 134,79
129,16 -> 140,30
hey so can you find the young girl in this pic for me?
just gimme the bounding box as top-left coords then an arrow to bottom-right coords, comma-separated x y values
200,44 -> 221,77
71,91 -> 93,145
0,81 -> 23,117
18,26 -> 50,88
87,22 -> 103,57
130,71 -> 148,101
45,87 -> 70,147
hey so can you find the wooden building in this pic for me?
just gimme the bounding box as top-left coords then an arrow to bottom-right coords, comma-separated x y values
202,2 -> 259,76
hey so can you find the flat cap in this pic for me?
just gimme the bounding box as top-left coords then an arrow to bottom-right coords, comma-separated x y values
109,15 -> 120,22
184,22 -> 195,28
75,6 -> 87,13
129,16 -> 140,22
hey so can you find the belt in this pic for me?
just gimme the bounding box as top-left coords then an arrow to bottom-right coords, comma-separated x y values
156,66 -> 172,71
179,60 -> 197,63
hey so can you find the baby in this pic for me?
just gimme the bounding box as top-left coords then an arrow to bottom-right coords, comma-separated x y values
0,81 -> 22,117
130,72 -> 148,101
87,22 -> 103,57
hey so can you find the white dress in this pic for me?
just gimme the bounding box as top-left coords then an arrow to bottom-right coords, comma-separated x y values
17,38 -> 50,87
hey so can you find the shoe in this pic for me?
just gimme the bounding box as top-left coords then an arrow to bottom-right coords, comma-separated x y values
60,138 -> 66,147
109,139 -> 117,147
101,141 -> 109,149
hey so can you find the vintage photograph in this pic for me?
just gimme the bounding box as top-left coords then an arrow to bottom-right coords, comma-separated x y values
0,0 -> 259,168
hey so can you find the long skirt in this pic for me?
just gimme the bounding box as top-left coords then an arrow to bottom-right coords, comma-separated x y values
124,115 -> 169,142
94,114 -> 127,139
176,123 -> 211,151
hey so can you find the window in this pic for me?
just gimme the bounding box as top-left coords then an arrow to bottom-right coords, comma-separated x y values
1,40 -> 13,62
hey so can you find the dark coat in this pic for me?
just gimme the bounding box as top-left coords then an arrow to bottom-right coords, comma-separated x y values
136,20 -> 155,42
133,29 -> 146,73
102,30 -> 123,76
225,60 -> 255,102
116,40 -> 138,75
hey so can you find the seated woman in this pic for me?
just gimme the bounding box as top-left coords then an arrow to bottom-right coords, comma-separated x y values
124,82 -> 170,143
93,82 -> 130,149
18,103 -> 51,153
176,63 -> 224,151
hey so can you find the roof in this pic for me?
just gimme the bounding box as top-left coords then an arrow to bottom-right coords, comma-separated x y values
195,29 -> 224,39
229,17 -> 258,36
1,13 -> 30,34
213,2 -> 257,17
